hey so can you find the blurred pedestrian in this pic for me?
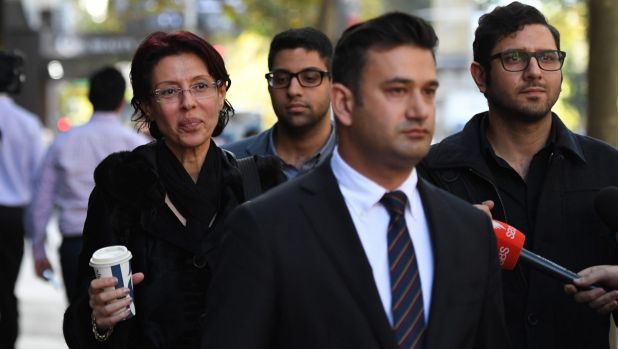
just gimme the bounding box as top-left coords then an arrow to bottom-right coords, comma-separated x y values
63,31 -> 283,348
0,50 -> 44,349
25,66 -> 149,302
224,27 -> 335,180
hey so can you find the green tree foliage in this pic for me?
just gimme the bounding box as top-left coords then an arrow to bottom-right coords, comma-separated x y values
74,0 -> 183,33
223,0 -> 392,41
544,1 -> 588,131
225,0 -> 322,36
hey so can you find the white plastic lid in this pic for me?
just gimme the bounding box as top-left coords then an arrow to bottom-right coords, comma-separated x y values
89,245 -> 132,267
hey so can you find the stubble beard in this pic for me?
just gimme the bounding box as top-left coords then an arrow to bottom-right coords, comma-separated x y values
486,88 -> 559,124
276,108 -> 329,138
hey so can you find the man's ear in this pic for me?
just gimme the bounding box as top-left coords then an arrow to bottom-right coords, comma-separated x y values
331,83 -> 355,127
470,62 -> 487,93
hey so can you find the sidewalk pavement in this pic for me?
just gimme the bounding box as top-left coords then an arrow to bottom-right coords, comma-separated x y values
16,222 -> 67,349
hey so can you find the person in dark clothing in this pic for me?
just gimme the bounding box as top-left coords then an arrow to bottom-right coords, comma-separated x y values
62,31 -> 283,348
419,2 -> 618,349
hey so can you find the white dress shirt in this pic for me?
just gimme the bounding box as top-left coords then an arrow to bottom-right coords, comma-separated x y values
0,95 -> 44,207
330,147 -> 434,325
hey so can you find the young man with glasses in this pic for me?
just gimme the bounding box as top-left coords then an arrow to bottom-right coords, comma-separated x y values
419,2 -> 618,349
224,27 -> 335,180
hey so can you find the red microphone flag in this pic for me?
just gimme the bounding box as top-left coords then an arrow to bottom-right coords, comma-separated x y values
492,220 -> 526,270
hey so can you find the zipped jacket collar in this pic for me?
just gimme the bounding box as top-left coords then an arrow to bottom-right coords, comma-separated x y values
423,112 -> 586,176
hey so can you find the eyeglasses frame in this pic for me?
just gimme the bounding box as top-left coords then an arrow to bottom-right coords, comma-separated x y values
489,50 -> 567,72
151,80 -> 223,103
265,68 -> 331,89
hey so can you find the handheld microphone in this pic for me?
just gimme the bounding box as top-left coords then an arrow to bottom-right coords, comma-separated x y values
492,220 -> 582,284
594,187 -> 618,239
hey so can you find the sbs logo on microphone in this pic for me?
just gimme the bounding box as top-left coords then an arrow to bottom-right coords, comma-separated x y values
499,246 -> 510,266
506,226 -> 516,239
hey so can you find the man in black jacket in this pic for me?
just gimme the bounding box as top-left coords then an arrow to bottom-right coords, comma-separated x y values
419,2 -> 618,349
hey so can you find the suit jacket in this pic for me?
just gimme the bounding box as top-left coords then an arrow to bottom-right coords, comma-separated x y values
223,126 -> 273,158
203,161 -> 510,349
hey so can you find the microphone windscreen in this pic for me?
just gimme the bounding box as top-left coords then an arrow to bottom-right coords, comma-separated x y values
492,220 -> 526,270
594,187 -> 618,231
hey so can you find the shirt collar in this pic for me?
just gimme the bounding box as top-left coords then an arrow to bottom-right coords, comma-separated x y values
479,113 -> 557,162
331,146 -> 419,216
89,111 -> 121,122
267,121 -> 336,175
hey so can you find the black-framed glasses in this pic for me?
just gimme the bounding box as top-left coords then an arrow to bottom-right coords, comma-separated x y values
490,50 -> 566,72
152,80 -> 222,104
265,69 -> 330,89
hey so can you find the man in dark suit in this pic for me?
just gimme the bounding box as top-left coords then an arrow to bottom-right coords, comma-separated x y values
203,12 -> 510,349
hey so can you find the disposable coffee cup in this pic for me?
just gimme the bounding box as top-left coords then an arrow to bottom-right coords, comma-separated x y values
89,245 -> 135,318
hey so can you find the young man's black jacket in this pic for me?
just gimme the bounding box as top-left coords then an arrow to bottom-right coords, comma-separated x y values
419,112 -> 618,349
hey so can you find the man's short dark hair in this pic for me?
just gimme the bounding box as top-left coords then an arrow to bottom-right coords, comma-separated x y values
473,1 -> 560,77
268,27 -> 333,70
332,12 -> 438,104
89,66 -> 126,112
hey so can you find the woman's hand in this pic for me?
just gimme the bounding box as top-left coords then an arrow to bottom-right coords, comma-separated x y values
88,273 -> 145,330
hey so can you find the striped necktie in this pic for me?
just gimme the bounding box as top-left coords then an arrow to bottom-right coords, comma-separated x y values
380,191 -> 425,349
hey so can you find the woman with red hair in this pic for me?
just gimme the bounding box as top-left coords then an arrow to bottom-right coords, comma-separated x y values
63,31 -> 283,348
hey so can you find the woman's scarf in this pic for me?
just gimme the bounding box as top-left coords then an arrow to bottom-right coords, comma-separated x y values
156,140 -> 223,240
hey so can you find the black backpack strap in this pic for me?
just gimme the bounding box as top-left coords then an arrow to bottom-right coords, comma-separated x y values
236,155 -> 263,200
